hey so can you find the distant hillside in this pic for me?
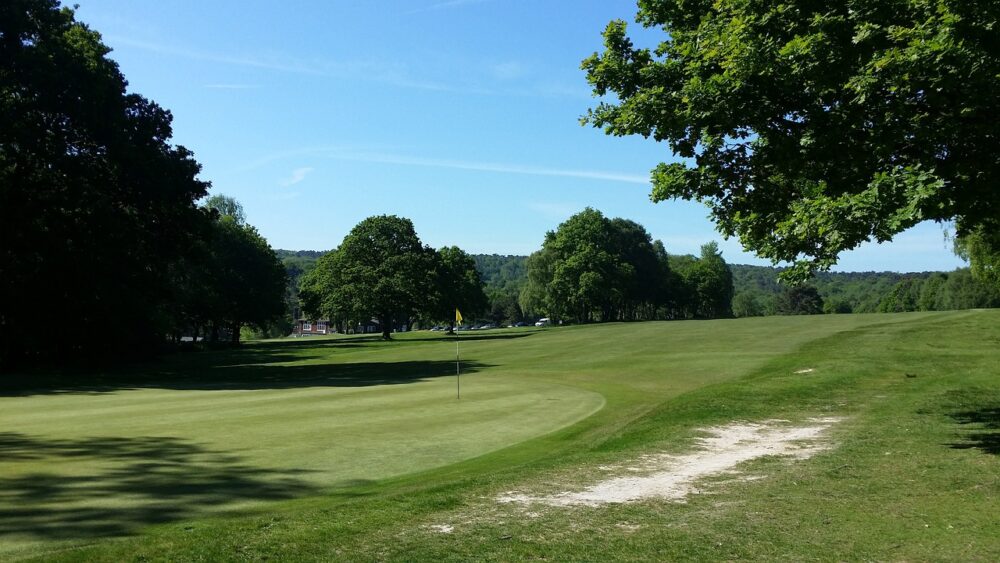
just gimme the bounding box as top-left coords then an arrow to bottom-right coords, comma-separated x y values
734,264 -> 997,313
274,249 -> 326,260
471,254 -> 528,294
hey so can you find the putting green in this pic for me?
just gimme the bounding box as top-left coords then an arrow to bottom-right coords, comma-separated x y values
0,367 -> 603,555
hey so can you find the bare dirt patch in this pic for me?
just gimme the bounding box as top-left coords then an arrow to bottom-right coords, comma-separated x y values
498,417 -> 841,507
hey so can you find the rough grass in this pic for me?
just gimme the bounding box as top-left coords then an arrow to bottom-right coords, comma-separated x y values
1,311 -> 998,561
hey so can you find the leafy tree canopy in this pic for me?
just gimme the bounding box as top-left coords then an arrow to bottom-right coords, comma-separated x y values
583,0 -> 1000,281
522,208 -> 692,322
301,215 -> 437,339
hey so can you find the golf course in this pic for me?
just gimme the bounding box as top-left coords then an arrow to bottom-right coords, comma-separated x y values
2,310 -> 998,561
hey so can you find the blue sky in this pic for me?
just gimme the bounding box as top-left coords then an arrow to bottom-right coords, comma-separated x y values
75,0 -> 964,272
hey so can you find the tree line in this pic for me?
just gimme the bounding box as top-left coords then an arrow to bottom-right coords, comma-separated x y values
517,208 -> 734,324
470,255 -> 1000,322
1,2 -> 286,368
730,266 -> 1000,316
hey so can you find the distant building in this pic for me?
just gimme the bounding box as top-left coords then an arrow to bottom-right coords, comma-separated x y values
294,319 -> 329,336
293,318 -> 408,336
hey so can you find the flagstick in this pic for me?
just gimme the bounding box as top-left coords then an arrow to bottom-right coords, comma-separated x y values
455,331 -> 461,399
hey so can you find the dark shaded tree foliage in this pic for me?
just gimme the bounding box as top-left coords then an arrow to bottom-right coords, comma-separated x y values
1,4 -> 288,367
204,216 -> 287,344
431,246 -> 489,330
776,286 -> 825,315
583,0 -> 1000,281
1,1 -> 210,366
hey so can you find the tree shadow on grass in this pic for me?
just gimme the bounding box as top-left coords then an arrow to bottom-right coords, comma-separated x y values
1,328 -> 530,396
948,405 -> 1000,455
0,432 -> 317,542
1,360 -> 492,396
942,388 -> 1000,455
249,329 -> 540,349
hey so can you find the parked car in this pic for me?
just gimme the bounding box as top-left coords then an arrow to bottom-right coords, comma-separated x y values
534,318 -> 551,327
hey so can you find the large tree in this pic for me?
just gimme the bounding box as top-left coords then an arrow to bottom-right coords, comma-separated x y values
583,0 -> 1000,281
1,0 -> 209,365
301,215 -> 437,340
521,208 -> 679,323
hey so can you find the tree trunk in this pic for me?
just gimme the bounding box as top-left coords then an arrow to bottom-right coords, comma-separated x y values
231,321 -> 240,345
381,315 -> 392,340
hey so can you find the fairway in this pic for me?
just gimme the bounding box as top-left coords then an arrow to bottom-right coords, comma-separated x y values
2,311 -> 998,561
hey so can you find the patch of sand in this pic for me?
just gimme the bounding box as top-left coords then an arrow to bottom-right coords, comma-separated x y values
498,418 -> 840,507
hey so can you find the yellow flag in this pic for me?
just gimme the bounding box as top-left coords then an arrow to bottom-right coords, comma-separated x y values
455,308 -> 463,323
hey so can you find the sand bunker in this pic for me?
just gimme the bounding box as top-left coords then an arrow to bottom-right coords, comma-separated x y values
498,417 -> 840,507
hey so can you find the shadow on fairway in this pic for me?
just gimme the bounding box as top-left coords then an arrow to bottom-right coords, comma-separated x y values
248,329 -> 540,349
948,403 -> 1000,456
1,360 -> 492,396
1,329 -> 531,396
0,432 -> 316,542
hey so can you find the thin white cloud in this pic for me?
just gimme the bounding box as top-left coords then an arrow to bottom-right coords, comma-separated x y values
107,36 -> 589,100
279,167 -> 315,187
328,151 -> 650,185
240,147 -> 649,185
204,83 -> 260,90
107,37 -> 450,91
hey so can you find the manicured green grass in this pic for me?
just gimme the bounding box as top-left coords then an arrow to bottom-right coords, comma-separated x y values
2,311 -> 998,561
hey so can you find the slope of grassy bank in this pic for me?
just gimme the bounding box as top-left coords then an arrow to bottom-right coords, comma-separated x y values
2,311 -> 997,560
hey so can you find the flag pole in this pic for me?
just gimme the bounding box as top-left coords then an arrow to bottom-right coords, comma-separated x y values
455,308 -> 462,399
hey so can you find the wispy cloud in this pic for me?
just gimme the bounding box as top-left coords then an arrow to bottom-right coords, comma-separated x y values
204,83 -> 260,90
279,167 -> 315,187
240,147 -> 649,185
328,151 -> 650,185
107,37 -> 450,91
